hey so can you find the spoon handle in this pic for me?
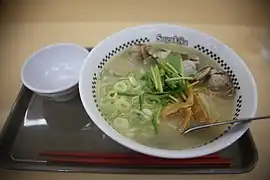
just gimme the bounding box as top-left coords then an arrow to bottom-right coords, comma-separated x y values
183,115 -> 270,134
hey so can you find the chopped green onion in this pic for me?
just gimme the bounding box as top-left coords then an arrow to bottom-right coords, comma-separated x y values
180,92 -> 187,101
188,80 -> 199,88
114,99 -> 131,111
154,65 -> 163,92
149,94 -> 169,99
179,55 -> 185,84
144,94 -> 164,105
150,66 -> 159,91
145,92 -> 170,95
107,90 -> 118,100
142,108 -> 153,117
152,106 -> 161,134
179,55 -> 184,74
165,62 -> 179,74
159,66 -> 165,76
169,95 -> 179,103
132,84 -> 141,93
113,81 -> 128,92
129,76 -> 139,86
139,93 -> 144,110
134,110 -> 151,120
142,98 -> 161,133
118,92 -> 138,96
160,62 -> 175,74
132,96 -> 139,104
150,65 -> 163,93
165,76 -> 193,82
151,118 -> 158,134
156,106 -> 162,125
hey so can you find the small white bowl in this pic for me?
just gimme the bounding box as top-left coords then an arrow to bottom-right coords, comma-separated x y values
21,43 -> 89,102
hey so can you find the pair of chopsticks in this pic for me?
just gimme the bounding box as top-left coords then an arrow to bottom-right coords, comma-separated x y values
40,151 -> 231,166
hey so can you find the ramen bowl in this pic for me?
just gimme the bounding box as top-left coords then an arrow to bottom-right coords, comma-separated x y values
21,43 -> 89,102
79,24 -> 257,158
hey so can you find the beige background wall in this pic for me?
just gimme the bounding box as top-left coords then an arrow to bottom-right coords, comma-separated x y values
1,1 -> 270,180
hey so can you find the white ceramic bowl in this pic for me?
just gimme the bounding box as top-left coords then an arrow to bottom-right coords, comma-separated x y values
21,43 -> 89,102
79,24 -> 258,158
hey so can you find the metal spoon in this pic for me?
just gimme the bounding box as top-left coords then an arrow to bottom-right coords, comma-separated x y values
183,115 -> 270,135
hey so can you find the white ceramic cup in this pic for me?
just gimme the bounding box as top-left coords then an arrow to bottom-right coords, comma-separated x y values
21,43 -> 89,102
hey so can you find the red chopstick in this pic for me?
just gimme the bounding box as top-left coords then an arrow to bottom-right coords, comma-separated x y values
40,151 -> 231,166
46,157 -> 231,165
40,151 -> 220,159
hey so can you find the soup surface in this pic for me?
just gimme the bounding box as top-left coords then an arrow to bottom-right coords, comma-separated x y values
97,43 -> 235,150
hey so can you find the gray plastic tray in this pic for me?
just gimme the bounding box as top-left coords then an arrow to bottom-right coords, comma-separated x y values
0,48 -> 258,174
